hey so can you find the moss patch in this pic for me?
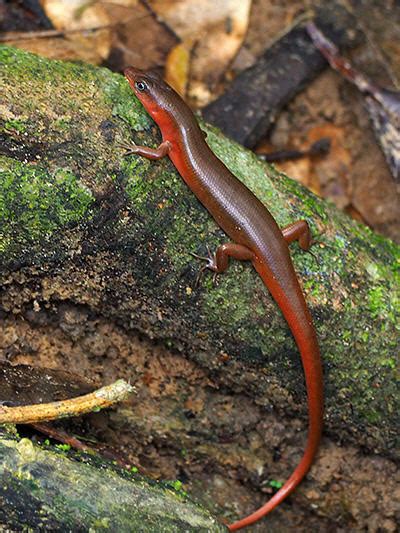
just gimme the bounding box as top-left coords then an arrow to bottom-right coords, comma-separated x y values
0,44 -> 399,457
0,431 -> 226,532
0,156 -> 93,254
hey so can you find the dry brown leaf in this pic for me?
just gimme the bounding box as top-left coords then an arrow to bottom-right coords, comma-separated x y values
165,42 -> 191,95
103,1 -> 178,72
19,1 -> 175,68
307,22 -> 400,182
275,124 -> 351,205
40,0 -> 112,63
151,0 -> 251,104
2,36 -> 103,63
305,124 -> 351,206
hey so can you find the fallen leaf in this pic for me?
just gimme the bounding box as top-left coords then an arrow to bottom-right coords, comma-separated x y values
305,124 -> 352,206
41,0 -> 112,63
307,21 -> 400,181
151,0 -> 251,104
165,42 -> 191,95
103,1 -> 178,72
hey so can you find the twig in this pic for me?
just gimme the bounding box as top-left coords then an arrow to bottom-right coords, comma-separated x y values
0,379 -> 134,424
0,8 -> 157,44
30,422 -> 132,467
0,25 -> 112,43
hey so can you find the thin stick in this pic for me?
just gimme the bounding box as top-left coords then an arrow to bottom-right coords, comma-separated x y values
0,379 -> 134,424
0,7 -> 156,44
0,26 -> 115,43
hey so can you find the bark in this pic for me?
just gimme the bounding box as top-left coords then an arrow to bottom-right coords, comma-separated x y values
0,45 -> 399,529
203,2 -> 363,147
0,428 -> 226,532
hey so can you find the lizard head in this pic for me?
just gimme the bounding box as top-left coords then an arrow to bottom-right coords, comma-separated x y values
124,66 -> 177,119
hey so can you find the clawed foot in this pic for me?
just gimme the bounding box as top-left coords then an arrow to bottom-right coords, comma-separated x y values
309,229 -> 333,259
305,248 -> 321,265
190,247 -> 218,287
118,141 -> 139,156
306,235 -> 332,265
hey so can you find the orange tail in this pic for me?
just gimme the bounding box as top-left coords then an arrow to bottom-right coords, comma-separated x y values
228,263 -> 323,531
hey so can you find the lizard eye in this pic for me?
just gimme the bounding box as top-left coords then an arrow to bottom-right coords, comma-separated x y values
135,81 -> 147,92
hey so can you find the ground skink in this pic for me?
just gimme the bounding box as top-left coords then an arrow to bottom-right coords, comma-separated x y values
123,66 -> 324,531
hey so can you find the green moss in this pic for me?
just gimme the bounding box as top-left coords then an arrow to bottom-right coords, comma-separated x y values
0,44 -> 154,195
1,432 -> 226,531
3,119 -> 27,133
268,479 -> 284,489
163,479 -> 188,501
0,156 -> 93,253
0,44 -> 399,457
55,443 -> 71,452
368,286 -> 385,318
122,155 -> 154,211
102,73 -> 152,132
53,117 -> 72,130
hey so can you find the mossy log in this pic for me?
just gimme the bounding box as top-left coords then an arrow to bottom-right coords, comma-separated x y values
0,429 -> 226,531
0,46 -> 399,529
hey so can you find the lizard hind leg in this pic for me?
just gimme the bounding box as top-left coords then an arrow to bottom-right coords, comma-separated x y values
282,220 -> 313,251
191,242 -> 255,284
120,140 -> 171,160
282,220 -> 323,264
